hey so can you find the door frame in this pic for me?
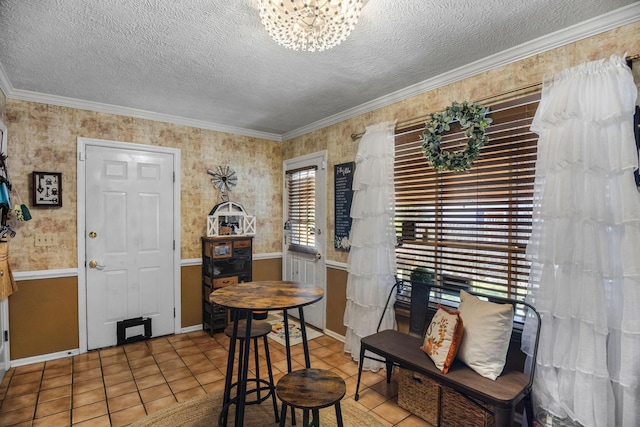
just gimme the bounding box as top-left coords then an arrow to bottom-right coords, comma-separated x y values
76,137 -> 181,353
282,150 -> 327,329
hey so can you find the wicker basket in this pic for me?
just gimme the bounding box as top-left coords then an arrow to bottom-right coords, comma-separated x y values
397,368 -> 440,426
440,386 -> 495,427
397,367 -> 498,427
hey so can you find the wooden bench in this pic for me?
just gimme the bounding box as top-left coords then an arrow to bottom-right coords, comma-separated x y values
354,285 -> 541,427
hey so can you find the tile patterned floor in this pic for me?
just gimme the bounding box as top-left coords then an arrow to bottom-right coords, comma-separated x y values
0,327 -> 432,427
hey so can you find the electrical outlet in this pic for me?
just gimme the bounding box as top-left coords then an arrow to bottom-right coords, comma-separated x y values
34,233 -> 59,247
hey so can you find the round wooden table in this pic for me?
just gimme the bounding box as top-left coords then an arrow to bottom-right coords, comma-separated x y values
210,280 -> 324,427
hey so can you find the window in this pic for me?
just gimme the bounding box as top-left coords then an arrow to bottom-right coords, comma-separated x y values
395,94 -> 540,304
286,166 -> 317,253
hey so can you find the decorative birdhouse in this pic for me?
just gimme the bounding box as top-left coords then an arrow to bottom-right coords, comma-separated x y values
207,201 -> 256,237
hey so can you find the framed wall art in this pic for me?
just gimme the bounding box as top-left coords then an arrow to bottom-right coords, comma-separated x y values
32,171 -> 62,207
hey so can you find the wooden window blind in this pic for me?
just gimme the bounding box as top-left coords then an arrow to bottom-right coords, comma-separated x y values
286,166 -> 318,252
395,93 -> 540,303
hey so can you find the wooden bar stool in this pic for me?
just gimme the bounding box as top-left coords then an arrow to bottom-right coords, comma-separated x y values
276,368 -> 346,427
223,319 -> 279,422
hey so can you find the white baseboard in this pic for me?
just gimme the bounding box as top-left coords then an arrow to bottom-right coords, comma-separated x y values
181,324 -> 204,334
323,328 -> 345,342
11,348 -> 80,368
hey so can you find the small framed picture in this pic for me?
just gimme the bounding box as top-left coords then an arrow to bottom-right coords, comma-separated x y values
32,171 -> 62,207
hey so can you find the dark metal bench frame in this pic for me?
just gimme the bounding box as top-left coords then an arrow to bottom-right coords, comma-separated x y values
354,283 -> 541,427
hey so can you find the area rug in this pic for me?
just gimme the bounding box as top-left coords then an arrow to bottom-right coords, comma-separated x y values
267,313 -> 323,346
130,389 -> 384,427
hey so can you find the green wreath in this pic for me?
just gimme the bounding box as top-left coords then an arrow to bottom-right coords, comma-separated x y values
422,101 -> 492,172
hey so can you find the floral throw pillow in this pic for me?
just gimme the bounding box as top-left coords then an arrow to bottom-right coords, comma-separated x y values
420,305 -> 464,374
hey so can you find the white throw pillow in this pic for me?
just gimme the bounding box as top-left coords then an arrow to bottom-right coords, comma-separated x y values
456,290 -> 513,380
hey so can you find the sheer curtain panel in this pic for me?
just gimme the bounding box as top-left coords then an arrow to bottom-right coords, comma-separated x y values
522,55 -> 640,427
344,121 -> 397,372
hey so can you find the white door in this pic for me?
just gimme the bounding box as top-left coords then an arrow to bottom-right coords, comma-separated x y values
84,144 -> 176,350
283,152 -> 326,330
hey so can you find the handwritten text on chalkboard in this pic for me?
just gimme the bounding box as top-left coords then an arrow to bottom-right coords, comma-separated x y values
334,162 -> 354,250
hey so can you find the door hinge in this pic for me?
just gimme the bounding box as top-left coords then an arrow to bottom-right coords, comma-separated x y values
173,308 -> 176,318
173,172 -> 175,183
4,330 -> 8,342
173,240 -> 175,250
78,151 -> 85,161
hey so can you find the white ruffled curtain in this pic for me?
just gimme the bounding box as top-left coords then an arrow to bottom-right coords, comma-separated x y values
343,120 -> 397,372
522,55 -> 640,427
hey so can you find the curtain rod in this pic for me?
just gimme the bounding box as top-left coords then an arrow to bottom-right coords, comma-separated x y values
350,81 -> 541,141
627,53 -> 640,68
626,53 -> 640,63
392,95 -> 541,139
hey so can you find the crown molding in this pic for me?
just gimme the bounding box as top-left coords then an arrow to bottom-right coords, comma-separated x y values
2,86 -> 282,142
0,61 -> 13,98
281,3 -> 640,141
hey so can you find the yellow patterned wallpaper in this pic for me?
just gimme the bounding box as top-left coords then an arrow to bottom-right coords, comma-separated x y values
3,102 -> 283,271
283,21 -> 640,264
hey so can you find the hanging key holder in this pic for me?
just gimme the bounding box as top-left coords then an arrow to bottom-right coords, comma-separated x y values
12,187 -> 31,222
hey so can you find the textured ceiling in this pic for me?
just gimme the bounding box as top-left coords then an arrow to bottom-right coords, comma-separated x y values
0,0 -> 638,140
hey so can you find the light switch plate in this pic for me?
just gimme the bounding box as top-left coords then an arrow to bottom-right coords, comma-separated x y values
34,233 -> 58,247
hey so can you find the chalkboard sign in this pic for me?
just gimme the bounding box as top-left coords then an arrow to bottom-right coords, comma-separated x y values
334,162 -> 354,250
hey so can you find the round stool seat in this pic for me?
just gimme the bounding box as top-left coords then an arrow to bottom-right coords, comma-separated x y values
224,320 -> 272,339
220,319 -> 279,425
277,368 -> 346,410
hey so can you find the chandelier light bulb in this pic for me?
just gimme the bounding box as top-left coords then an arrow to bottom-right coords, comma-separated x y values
257,0 -> 363,52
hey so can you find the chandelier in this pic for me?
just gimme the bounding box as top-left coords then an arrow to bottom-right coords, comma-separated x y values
257,0 -> 363,52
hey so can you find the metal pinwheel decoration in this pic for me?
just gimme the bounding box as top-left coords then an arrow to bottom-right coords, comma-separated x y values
207,166 -> 237,201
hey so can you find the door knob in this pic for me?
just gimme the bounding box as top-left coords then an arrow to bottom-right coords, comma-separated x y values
314,253 -> 322,260
89,260 -> 105,270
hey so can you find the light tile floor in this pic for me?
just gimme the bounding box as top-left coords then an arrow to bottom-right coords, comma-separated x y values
0,327 -> 432,427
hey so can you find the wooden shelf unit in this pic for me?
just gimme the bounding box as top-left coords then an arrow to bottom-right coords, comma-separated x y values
201,236 -> 253,334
